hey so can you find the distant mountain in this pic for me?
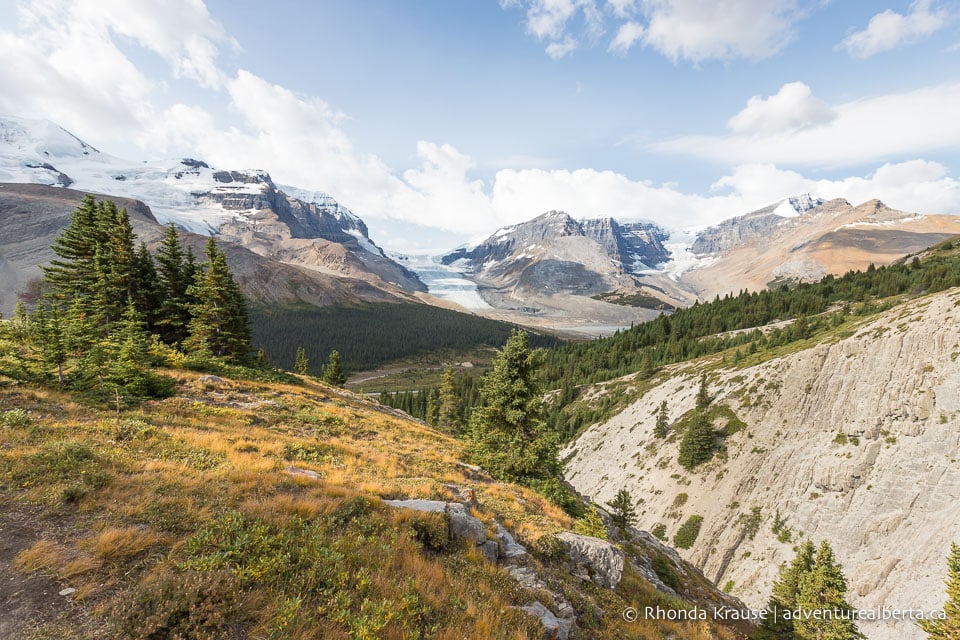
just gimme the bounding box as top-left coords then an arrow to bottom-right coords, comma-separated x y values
0,115 -> 424,297
435,211 -> 692,336
682,195 -> 960,296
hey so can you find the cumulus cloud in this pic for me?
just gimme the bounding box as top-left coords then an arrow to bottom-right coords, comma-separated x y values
839,0 -> 950,59
639,0 -> 802,63
608,21 -> 645,54
727,82 -> 836,136
503,0 -> 808,62
654,82 -> 960,168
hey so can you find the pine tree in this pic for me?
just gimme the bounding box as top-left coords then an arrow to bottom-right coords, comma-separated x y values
93,201 -> 136,324
438,366 -> 459,431
295,346 -> 309,375
695,372 -> 712,411
606,487 -> 638,530
795,541 -> 865,640
42,194 -> 102,302
155,224 -> 192,344
677,409 -> 715,470
469,329 -> 559,482
183,238 -> 251,361
921,542 -> 960,638
35,304 -> 67,385
756,540 -> 815,639
573,505 -> 608,539
107,301 -> 153,396
322,350 -> 346,386
654,400 -> 670,438
131,242 -> 161,328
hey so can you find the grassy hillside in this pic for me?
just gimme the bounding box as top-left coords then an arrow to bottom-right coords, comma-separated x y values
250,303 -> 559,374
0,370 -> 746,639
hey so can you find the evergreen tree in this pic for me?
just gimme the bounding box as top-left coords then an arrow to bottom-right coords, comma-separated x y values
107,301 -> 153,397
605,487 -> 638,530
695,372 -> 712,411
35,304 -> 67,385
183,238 -> 251,361
131,242 -> 161,328
756,540 -> 815,639
469,329 -> 559,482
322,350 -> 346,386
654,400 -> 670,438
41,194 -> 102,302
437,366 -> 458,431
155,225 -> 193,344
677,409 -> 715,470
295,346 -> 309,375
573,505 -> 608,539
93,201 -> 136,324
256,347 -> 269,367
795,541 -> 865,640
920,542 -> 960,638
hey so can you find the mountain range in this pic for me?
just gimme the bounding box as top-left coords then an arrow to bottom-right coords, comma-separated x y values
2,113 -> 960,336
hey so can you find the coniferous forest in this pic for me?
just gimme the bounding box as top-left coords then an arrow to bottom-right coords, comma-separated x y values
2,195 -> 253,399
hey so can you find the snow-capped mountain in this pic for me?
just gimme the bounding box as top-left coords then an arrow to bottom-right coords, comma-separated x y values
691,194 -> 825,255
0,116 -> 424,294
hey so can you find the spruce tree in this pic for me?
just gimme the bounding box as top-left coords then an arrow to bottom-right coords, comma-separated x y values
438,366 -> 458,431
795,541 -> 865,640
756,540 -> 815,639
322,350 -> 346,386
695,372 -> 712,411
94,201 -> 136,324
605,487 -> 638,530
35,304 -> 67,385
155,225 -> 193,344
654,400 -> 670,438
295,346 -> 309,375
183,238 -> 251,361
677,409 -> 715,470
468,329 -> 559,482
131,242 -> 161,328
921,542 -> 960,638
107,301 -> 153,397
42,194 -> 102,302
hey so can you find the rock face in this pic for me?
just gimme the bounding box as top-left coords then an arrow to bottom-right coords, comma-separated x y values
563,289 -> 960,640
691,194 -> 825,255
555,532 -> 625,589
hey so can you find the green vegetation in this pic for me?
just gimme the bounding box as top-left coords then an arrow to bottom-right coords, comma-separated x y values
673,515 -> 703,550
573,505 -> 609,539
756,540 -> 865,640
469,330 -> 561,486
3,197 -> 252,400
591,291 -> 676,310
541,246 -> 960,388
650,553 -> 680,591
651,523 -> 667,541
606,488 -> 639,531
921,542 -> 960,638
322,349 -> 347,387
654,400 -> 670,438
678,374 -> 717,470
250,302 -> 558,374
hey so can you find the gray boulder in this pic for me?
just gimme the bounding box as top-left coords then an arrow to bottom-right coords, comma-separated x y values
383,499 -> 487,545
519,601 -> 572,640
555,532 -> 624,589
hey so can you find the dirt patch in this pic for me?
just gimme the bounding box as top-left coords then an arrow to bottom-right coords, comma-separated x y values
0,501 -> 74,639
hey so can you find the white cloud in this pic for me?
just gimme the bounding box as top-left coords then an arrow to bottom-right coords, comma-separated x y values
839,0 -> 950,59
654,82 -> 960,168
546,35 -> 579,58
639,0 -> 802,63
727,82 -> 836,136
608,21 -> 645,53
504,0 -> 809,62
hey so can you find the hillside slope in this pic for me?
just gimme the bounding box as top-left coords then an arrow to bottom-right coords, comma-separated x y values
0,368 -> 748,639
563,286 -> 960,640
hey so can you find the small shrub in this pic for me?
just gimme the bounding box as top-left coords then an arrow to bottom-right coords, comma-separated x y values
672,493 -> 688,508
573,506 -> 608,539
672,515 -> 703,550
0,408 -> 31,428
114,418 -> 157,442
651,523 -> 667,541
833,432 -> 848,445
722,580 -> 734,592
408,511 -> 450,552
328,495 -> 378,529
61,484 -> 88,504
114,569 -> 249,640
534,534 -> 567,562
650,553 -> 680,591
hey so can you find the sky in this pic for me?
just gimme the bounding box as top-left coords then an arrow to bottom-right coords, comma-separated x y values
1,0 -> 959,252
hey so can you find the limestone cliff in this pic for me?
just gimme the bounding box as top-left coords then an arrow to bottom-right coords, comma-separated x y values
563,288 -> 960,640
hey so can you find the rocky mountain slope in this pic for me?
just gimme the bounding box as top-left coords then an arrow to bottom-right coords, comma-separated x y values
562,283 -> 960,640
0,183 -> 416,315
438,211 -> 693,336
0,115 -> 424,301
683,196 -> 960,296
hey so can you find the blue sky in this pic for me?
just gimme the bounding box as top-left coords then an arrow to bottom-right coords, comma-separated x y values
1,1 -> 959,251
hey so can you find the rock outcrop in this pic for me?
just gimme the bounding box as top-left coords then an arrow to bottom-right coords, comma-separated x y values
563,288 -> 960,640
555,532 -> 625,589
